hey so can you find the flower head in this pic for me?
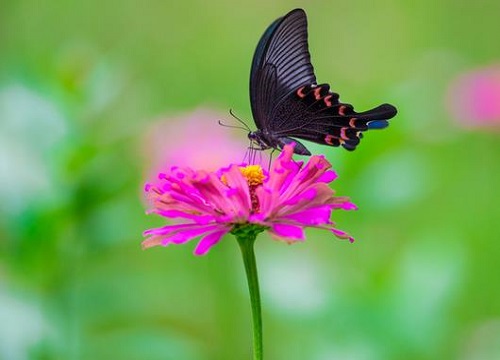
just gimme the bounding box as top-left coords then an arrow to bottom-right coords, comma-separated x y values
143,144 -> 356,255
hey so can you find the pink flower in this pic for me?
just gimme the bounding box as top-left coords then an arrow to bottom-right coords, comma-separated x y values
446,65 -> 500,128
143,144 -> 356,255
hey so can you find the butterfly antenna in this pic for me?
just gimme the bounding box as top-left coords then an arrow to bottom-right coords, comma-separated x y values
229,109 -> 251,132
217,120 -> 248,131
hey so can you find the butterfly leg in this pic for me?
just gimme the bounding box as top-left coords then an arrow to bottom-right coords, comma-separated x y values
267,149 -> 277,171
246,142 -> 264,165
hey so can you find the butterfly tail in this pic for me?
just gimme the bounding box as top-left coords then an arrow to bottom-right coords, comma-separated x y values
355,103 -> 397,129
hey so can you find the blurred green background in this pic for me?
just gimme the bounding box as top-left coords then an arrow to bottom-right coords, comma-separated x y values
1,1 -> 499,359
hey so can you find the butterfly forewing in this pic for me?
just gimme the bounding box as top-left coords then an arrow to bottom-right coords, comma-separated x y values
250,9 -> 316,130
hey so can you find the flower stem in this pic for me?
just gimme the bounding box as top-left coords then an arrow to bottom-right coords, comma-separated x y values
236,233 -> 263,360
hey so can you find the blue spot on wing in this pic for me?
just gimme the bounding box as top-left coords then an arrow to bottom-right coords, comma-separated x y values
367,120 -> 389,129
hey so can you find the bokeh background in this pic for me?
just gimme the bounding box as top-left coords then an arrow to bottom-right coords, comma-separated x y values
1,1 -> 499,359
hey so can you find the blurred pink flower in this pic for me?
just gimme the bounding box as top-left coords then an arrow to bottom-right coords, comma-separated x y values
446,65 -> 500,128
142,108 -> 246,178
143,144 -> 356,255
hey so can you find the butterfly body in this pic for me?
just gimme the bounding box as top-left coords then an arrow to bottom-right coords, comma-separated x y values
248,8 -> 397,155
249,129 -> 311,155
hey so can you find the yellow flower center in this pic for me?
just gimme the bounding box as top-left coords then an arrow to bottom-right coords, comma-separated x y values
239,165 -> 265,186
240,165 -> 264,213
220,165 -> 264,213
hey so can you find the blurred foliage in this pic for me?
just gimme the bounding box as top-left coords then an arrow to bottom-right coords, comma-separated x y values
1,0 -> 500,359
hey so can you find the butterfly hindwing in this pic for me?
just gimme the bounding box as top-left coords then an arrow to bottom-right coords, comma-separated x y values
270,84 -> 397,151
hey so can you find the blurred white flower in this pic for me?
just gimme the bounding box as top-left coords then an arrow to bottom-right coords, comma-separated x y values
0,84 -> 67,215
0,288 -> 49,360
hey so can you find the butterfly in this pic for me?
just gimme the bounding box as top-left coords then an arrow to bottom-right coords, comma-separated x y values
247,8 -> 397,156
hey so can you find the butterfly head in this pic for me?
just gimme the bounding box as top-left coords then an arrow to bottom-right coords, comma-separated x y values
248,130 -> 273,151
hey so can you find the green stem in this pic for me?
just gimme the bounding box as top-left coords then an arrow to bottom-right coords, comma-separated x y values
237,233 -> 263,360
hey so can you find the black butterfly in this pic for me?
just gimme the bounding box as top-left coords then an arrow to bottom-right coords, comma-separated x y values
247,8 -> 397,156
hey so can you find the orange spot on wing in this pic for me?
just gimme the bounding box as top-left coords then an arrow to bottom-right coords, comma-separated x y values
324,135 -> 335,145
339,105 -> 346,116
296,86 -> 307,98
324,95 -> 333,107
340,128 -> 348,140
349,118 -> 357,127
314,87 -> 322,100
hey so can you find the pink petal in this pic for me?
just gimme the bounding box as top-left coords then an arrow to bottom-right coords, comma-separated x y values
332,202 -> 358,210
141,236 -> 166,248
166,225 -> 221,245
194,229 -> 228,255
142,223 -> 222,249
154,210 -> 215,224
143,223 -> 201,236
267,145 -> 301,194
270,223 -> 305,241
255,186 -> 276,218
191,175 -> 228,210
222,165 -> 252,216
282,187 -> 317,206
248,213 -> 266,224
331,228 -> 354,242
278,156 -> 332,204
275,184 -> 336,218
277,161 -> 302,195
281,206 -> 332,226
318,170 -> 337,183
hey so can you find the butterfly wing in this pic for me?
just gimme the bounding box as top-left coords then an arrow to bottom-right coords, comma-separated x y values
271,83 -> 398,151
250,8 -> 397,153
250,9 -> 316,130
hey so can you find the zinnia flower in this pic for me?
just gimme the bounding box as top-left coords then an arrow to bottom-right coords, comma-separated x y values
142,144 -> 356,255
